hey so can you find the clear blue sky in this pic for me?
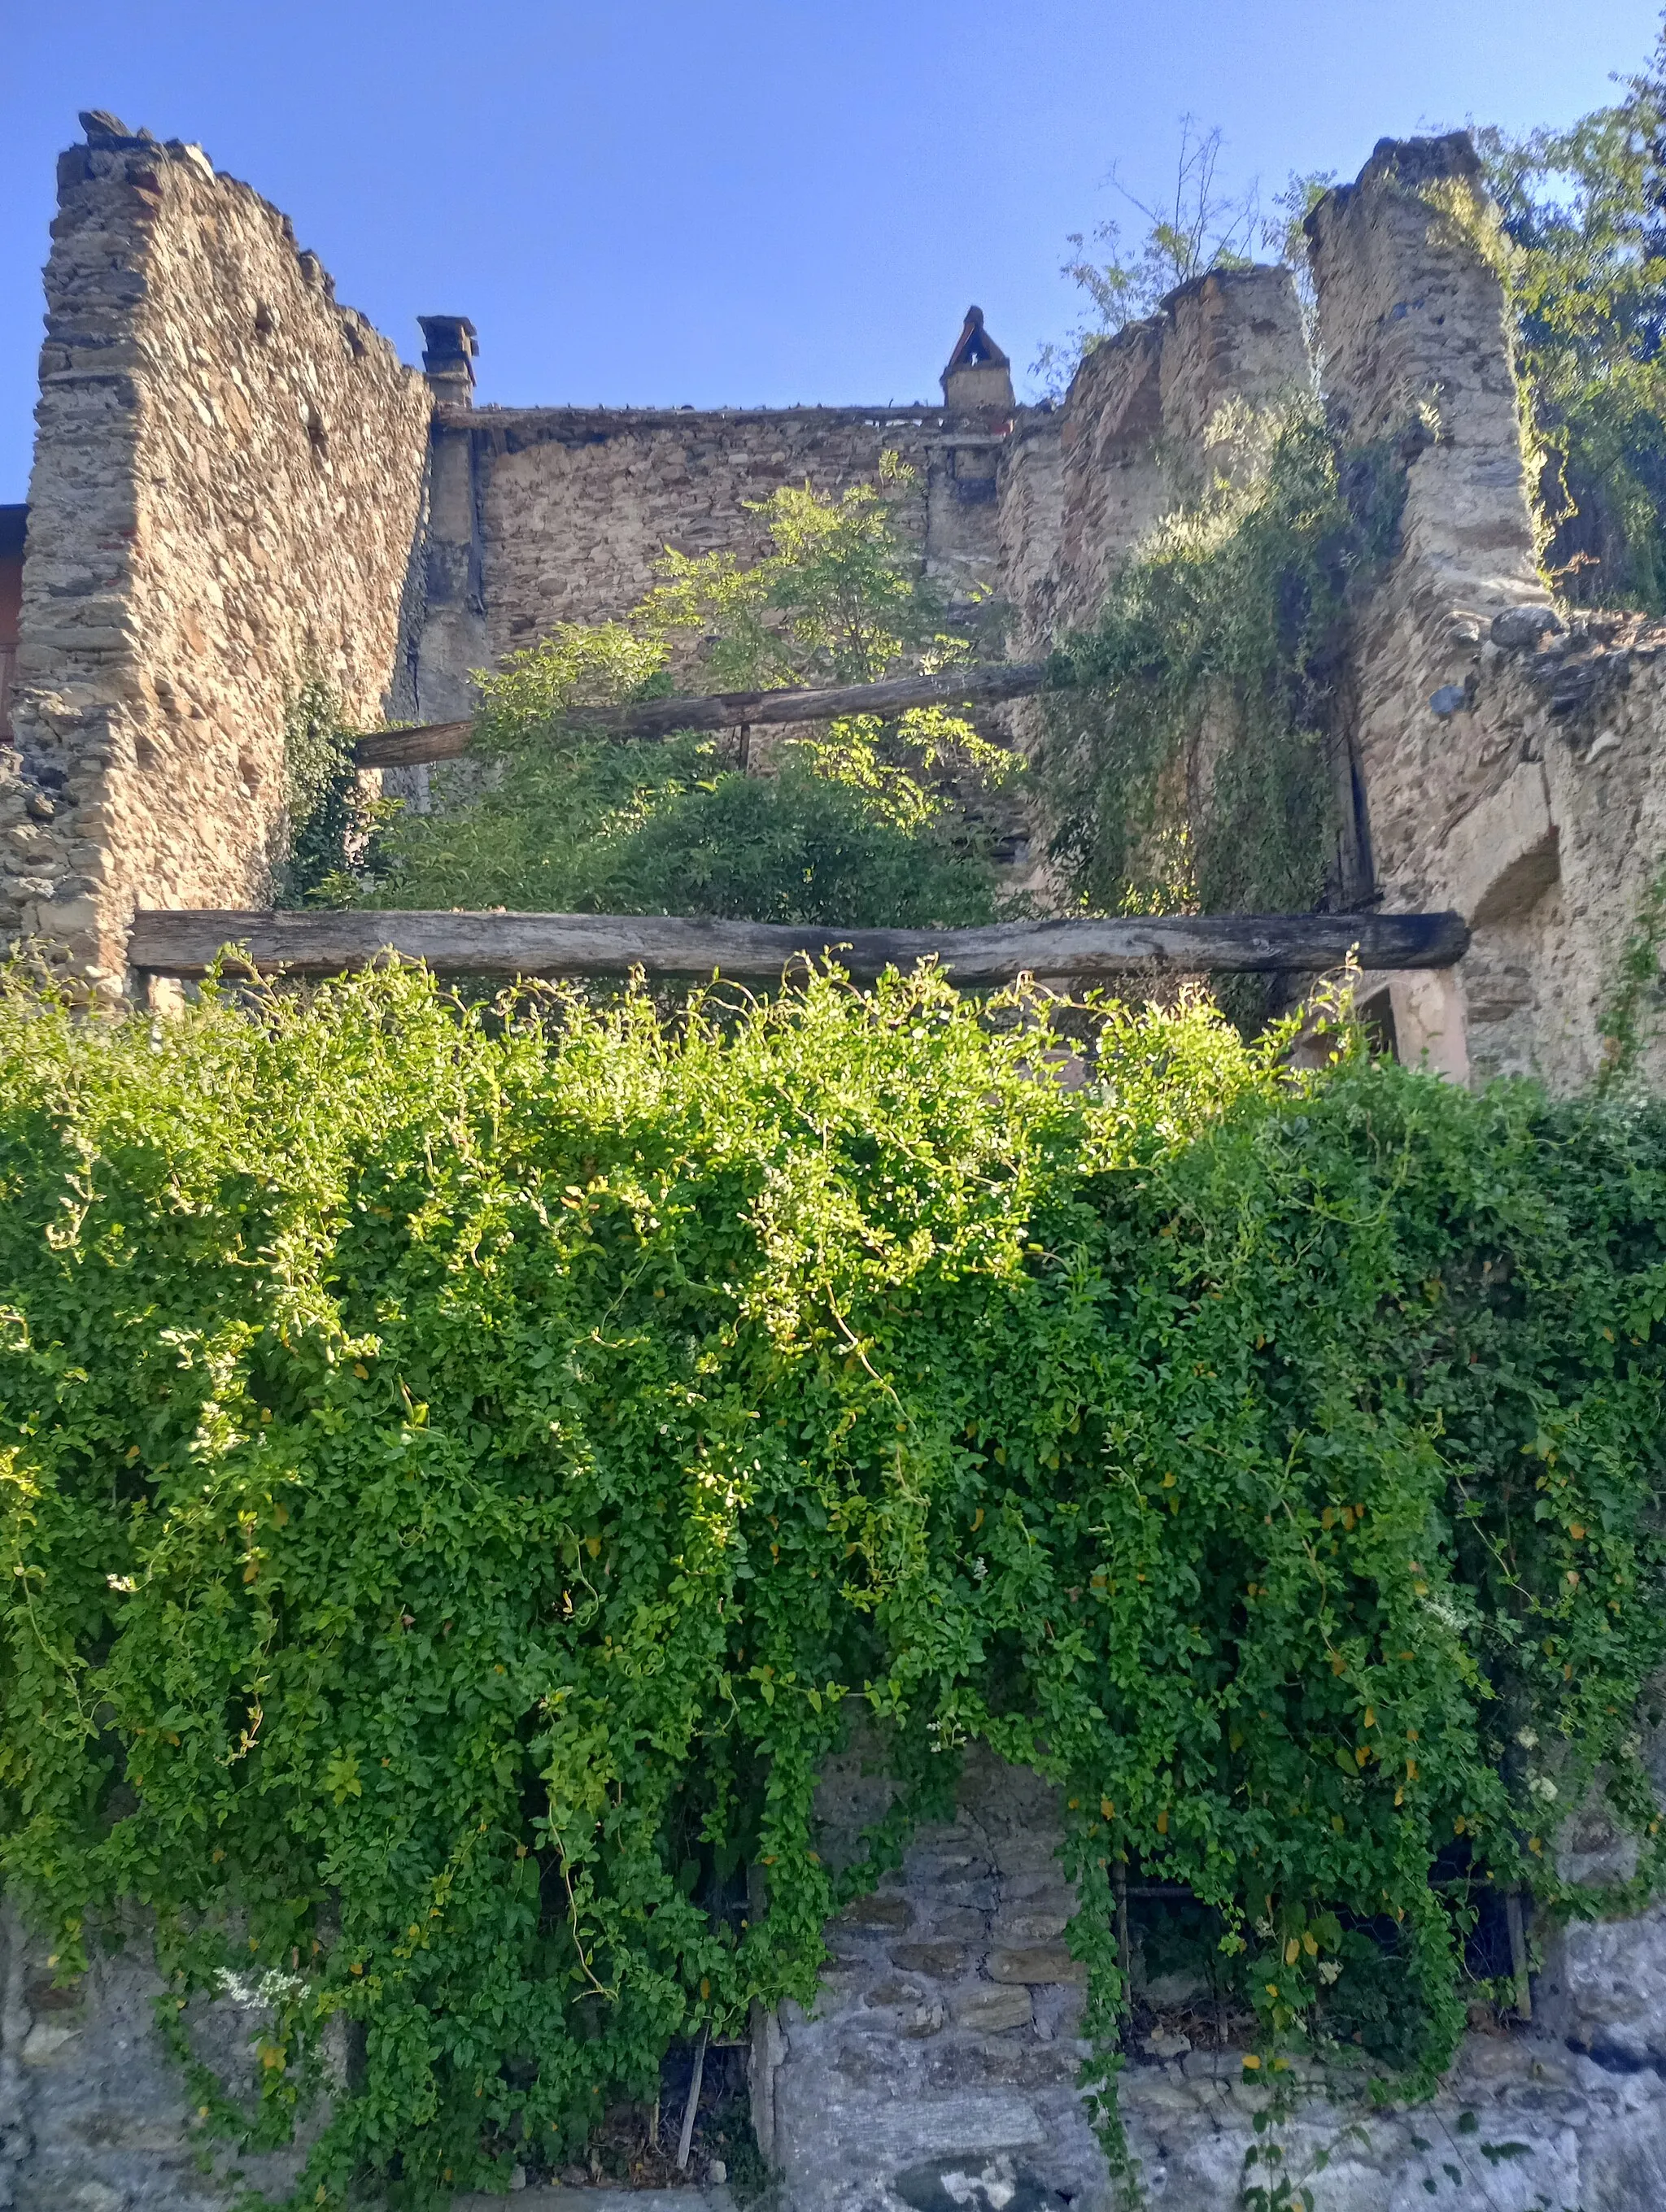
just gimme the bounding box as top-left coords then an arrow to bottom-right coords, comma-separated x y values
2,0 -> 1663,500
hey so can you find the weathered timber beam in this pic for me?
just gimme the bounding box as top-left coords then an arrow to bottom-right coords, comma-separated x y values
358,719 -> 473,768
129,908 -> 1470,982
352,661 -> 1056,769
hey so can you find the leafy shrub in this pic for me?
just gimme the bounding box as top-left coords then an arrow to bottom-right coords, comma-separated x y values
367,467 -> 1018,925
2,969 -> 1665,2204
274,679 -> 375,909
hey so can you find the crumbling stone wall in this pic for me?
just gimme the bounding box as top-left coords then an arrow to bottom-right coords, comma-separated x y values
2,115 -> 430,994
996,265 -> 1309,663
1309,134 -> 1666,1091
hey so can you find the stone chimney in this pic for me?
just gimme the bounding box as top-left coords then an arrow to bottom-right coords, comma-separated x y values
418,316 -> 478,407
941,306 -> 1014,420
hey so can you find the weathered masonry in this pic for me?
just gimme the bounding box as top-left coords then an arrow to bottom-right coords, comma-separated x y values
7,112 -> 1666,2212
5,118 -> 1666,1093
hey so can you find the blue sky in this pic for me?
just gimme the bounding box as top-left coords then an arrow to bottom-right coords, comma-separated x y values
2,0 -> 1662,500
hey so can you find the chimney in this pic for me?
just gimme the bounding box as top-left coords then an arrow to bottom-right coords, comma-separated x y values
940,306 -> 1014,420
418,316 -> 478,407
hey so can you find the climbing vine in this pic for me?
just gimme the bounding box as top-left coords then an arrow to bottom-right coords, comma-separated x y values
276,677 -> 377,908
2,967 -> 1666,2207
1039,403 -> 1402,931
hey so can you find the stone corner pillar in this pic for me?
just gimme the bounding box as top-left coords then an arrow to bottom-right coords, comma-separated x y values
1306,132 -> 1545,632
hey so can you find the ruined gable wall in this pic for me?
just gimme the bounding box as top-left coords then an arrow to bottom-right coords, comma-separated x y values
1310,135 -> 1666,1091
408,403 -> 974,728
4,127 -> 430,991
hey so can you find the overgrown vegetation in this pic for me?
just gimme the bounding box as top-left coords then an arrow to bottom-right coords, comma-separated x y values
1479,22 -> 1666,611
1031,118 -> 1332,396
364,464 -> 1019,925
274,678 -> 373,910
1039,403 -> 1402,934
3,967 -> 1665,2205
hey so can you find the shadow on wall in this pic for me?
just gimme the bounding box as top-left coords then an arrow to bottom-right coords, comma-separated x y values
0,507 -> 23,743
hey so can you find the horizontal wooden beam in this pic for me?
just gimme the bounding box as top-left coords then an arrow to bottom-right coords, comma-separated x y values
352,661 -> 1055,769
129,908 -> 1469,982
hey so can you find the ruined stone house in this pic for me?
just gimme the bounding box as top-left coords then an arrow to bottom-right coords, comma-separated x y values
7,113 -> 1666,1093
6,111 -> 1666,2212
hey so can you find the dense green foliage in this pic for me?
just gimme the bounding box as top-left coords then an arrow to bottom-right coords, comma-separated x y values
3,969 -> 1666,2202
276,679 -> 373,910
1040,405 -> 1399,924
367,468 -> 1018,925
1479,28 -> 1666,611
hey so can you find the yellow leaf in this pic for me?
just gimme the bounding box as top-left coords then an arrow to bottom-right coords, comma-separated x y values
1284,1938 -> 1300,1966
353,1364 -> 369,1380
1101,1798 -> 1115,1821
971,1508 -> 984,1532
1156,1809 -> 1169,1835
586,1535 -> 601,1557
1241,2053 -> 1261,2070
1302,1931 -> 1318,1957
1363,1707 -> 1376,1728
700,1976 -> 710,1999
242,1563 -> 258,1583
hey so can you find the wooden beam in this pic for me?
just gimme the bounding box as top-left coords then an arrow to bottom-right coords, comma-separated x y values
357,719 -> 473,769
129,908 -> 1470,982
352,661 -> 1055,769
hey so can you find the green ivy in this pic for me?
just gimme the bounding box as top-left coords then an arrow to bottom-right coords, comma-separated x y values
1038,404 -> 1403,1018
2,968 -> 1665,2205
1477,28 -> 1666,612
277,679 -> 377,910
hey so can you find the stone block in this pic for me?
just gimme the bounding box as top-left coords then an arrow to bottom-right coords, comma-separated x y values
951,1984 -> 1033,2033
891,1941 -> 969,1978
838,1892 -> 912,1932
986,1944 -> 1084,1987
991,1905 -> 1070,1943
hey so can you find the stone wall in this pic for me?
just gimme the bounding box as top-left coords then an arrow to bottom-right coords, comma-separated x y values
409,406 -> 943,725
11,1743 -> 1666,2212
2,115 -> 430,994
1309,134 -> 1666,1091
402,314 -> 1017,727
755,1743 -> 1666,2212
